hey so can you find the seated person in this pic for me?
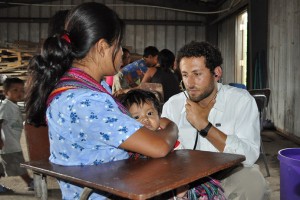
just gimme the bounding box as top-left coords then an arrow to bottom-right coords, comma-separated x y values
141,49 -> 181,102
120,89 -> 225,199
105,47 -> 131,88
112,46 -> 159,93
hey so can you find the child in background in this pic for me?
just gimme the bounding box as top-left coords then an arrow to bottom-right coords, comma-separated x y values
0,78 -> 33,192
120,89 -> 226,200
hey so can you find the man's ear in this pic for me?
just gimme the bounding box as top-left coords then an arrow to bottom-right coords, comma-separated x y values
213,66 -> 223,80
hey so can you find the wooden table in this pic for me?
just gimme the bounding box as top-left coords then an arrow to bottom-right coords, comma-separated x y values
21,150 -> 245,200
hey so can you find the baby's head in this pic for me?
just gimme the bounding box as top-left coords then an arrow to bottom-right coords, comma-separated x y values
3,77 -> 24,103
121,89 -> 161,131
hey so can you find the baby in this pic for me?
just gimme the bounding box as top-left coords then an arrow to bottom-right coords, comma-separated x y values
120,89 -> 226,199
120,89 -> 182,159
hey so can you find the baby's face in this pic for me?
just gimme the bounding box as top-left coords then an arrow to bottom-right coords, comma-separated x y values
129,102 -> 160,131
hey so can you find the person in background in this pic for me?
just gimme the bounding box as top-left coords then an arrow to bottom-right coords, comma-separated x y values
105,47 -> 131,88
112,46 -> 159,93
25,3 -> 178,200
120,89 -> 226,199
121,47 -> 131,69
141,49 -> 181,102
162,41 -> 270,200
0,78 -> 33,193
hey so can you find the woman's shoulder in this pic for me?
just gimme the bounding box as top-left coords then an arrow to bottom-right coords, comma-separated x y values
51,89 -> 114,106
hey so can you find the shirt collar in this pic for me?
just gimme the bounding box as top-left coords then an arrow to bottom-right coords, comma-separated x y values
214,83 -> 225,112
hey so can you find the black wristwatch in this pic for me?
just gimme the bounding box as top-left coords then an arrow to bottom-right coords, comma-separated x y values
197,122 -> 213,137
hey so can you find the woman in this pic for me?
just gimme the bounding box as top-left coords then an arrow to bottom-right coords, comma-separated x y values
141,49 -> 181,102
25,2 -> 178,199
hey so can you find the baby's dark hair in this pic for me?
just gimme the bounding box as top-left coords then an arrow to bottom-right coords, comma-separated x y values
3,77 -> 24,92
120,89 -> 161,115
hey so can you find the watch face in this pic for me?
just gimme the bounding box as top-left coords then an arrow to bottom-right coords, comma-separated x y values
199,130 -> 208,137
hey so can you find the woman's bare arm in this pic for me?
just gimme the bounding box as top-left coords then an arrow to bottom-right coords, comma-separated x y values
119,119 -> 178,158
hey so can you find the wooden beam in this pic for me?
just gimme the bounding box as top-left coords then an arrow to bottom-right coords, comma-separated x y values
0,17 -> 205,26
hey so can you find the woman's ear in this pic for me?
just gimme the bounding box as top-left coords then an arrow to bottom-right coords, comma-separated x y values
96,39 -> 109,57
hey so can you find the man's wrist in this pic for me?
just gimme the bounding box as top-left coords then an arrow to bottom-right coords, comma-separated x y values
197,122 -> 213,137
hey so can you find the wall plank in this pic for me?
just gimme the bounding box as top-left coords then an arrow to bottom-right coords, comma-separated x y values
0,0 -> 206,56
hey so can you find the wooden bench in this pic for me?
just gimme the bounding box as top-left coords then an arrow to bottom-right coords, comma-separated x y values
21,150 -> 245,200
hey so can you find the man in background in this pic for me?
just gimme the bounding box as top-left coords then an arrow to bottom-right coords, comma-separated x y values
112,46 -> 159,93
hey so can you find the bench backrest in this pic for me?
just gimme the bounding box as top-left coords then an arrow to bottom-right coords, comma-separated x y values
24,123 -> 50,161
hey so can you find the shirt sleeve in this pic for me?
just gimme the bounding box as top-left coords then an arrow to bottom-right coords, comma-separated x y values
0,103 -> 6,120
224,94 -> 261,167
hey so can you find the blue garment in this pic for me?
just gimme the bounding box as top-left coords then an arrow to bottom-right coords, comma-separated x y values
121,59 -> 148,86
46,88 -> 142,200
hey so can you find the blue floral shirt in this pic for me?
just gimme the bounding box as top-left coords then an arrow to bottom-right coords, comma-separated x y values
46,87 -> 142,200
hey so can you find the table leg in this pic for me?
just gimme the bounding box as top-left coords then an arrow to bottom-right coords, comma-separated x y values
80,187 -> 93,200
41,175 -> 48,200
33,173 -> 42,198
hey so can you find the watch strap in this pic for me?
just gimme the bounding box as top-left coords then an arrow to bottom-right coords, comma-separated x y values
197,122 -> 212,137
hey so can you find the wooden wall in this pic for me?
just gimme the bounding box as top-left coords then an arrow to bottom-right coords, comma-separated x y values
217,16 -> 236,84
0,0 -> 206,55
1,0 -> 300,139
268,0 -> 300,139
218,0 -> 300,140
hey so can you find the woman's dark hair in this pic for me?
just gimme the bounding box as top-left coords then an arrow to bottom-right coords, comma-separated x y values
48,10 -> 69,37
158,49 -> 175,73
25,2 -> 124,126
120,89 -> 161,115
176,41 -> 223,74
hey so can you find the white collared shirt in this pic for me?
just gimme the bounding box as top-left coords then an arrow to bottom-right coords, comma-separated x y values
162,83 -> 260,167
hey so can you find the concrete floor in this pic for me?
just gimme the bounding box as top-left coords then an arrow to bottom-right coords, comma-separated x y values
1,129 -> 300,200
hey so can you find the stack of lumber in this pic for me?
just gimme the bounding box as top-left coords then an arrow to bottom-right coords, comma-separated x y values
0,47 -> 35,81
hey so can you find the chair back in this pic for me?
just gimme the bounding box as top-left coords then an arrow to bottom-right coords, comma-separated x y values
24,123 -> 50,161
229,83 -> 247,89
249,88 -> 271,130
248,88 -> 271,105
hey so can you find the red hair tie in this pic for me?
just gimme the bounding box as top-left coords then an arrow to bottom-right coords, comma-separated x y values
61,33 -> 71,44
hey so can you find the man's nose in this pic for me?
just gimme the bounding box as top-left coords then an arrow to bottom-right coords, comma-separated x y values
185,76 -> 195,88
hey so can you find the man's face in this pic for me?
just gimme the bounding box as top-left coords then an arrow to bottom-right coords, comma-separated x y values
180,56 -> 215,102
143,55 -> 158,67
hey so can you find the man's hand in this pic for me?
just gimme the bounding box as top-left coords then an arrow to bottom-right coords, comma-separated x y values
185,99 -> 215,131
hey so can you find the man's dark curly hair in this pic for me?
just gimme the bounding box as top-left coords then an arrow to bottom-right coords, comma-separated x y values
176,41 -> 223,74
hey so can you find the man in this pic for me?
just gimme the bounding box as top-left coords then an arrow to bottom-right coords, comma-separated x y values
112,46 -> 159,93
162,41 -> 269,200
